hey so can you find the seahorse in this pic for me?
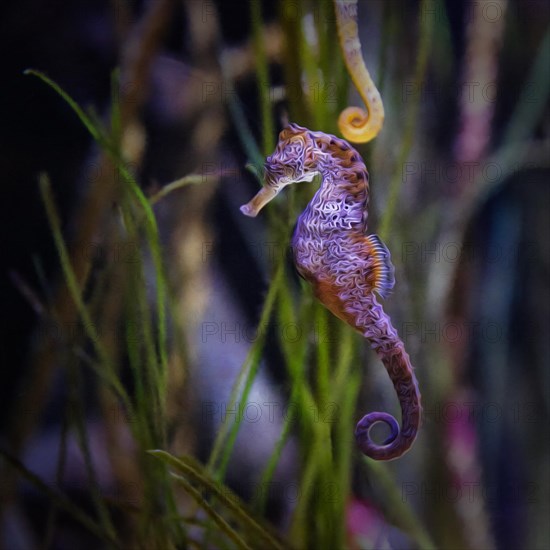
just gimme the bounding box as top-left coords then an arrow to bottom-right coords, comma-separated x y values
334,0 -> 384,143
240,123 -> 421,460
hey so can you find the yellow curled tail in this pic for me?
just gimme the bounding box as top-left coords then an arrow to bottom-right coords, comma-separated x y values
334,0 -> 385,143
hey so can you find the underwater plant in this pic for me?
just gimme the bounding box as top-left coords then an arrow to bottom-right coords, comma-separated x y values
1,0 -> 548,548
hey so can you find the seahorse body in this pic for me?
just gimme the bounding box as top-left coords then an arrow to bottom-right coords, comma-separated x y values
335,0 -> 385,143
241,124 -> 421,460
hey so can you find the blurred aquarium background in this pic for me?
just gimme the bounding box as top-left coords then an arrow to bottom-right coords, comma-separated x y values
0,0 -> 549,548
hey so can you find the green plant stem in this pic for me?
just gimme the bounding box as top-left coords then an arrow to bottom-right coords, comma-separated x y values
379,0 -> 434,242
39,175 -> 132,412
28,71 -> 170,419
250,0 -> 275,154
502,27 -> 550,145
149,451 -> 286,550
362,458 -> 437,550
170,474 -> 253,550
0,450 -> 121,548
207,263 -> 284,477
148,175 -> 205,205
227,92 -> 265,171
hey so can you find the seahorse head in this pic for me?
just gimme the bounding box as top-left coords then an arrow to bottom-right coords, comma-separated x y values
240,123 -> 322,217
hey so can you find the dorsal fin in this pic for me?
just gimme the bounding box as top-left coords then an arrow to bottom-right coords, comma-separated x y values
366,234 -> 395,299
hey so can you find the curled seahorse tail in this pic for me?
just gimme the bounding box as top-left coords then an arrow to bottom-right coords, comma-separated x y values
334,0 -> 385,143
356,297 -> 422,461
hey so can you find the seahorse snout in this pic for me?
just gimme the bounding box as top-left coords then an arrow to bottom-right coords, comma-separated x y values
240,182 -> 281,217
